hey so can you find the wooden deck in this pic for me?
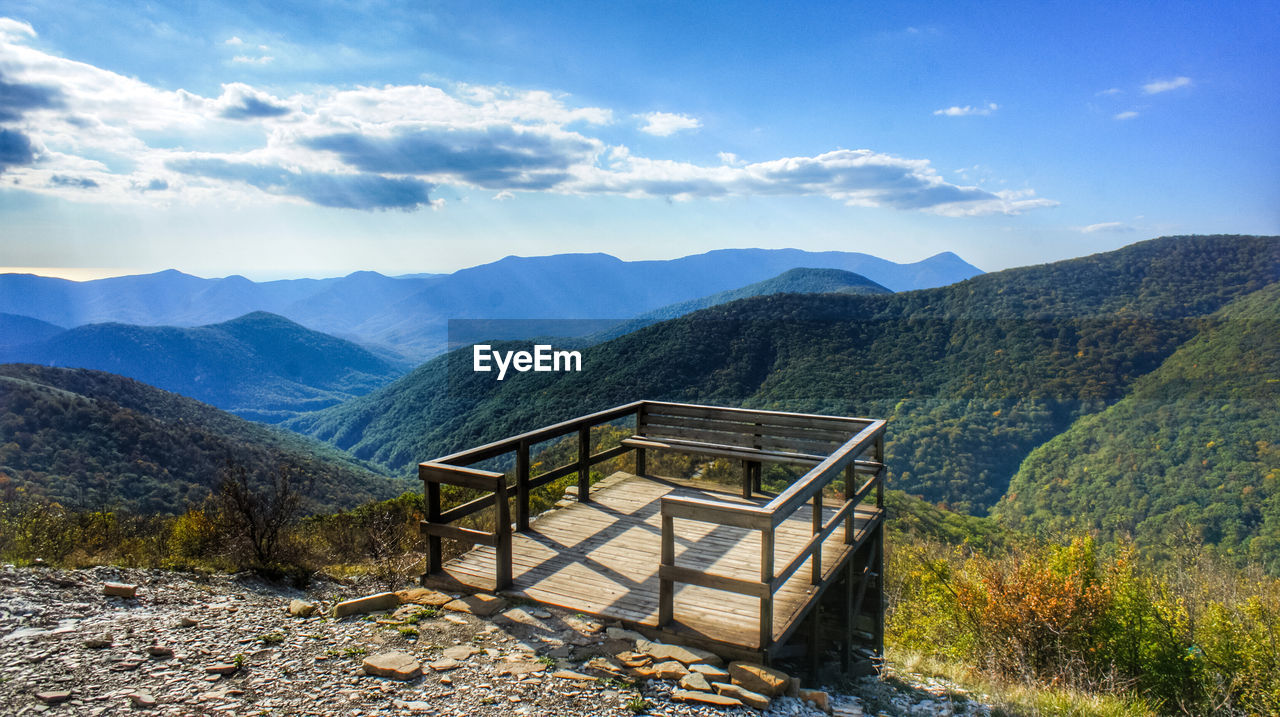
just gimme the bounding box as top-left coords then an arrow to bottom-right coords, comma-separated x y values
430,471 -> 882,656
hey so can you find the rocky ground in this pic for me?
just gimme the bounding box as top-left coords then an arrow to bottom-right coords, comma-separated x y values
0,565 -> 994,716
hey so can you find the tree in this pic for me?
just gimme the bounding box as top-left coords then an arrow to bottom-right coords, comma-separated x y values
215,460 -> 310,569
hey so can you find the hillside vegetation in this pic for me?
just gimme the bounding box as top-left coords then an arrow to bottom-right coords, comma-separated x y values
1,312 -> 408,422
288,235 -> 1278,516
996,282 -> 1280,571
0,364 -> 405,514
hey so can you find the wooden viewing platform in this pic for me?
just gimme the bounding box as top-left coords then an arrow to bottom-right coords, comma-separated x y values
418,401 -> 886,670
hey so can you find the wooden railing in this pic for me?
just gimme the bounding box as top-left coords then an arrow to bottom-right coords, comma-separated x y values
420,399 -> 885,627
654,409 -> 886,651
419,401 -> 643,590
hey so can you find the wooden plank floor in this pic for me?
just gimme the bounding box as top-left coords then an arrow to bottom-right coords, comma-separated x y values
434,471 -> 881,654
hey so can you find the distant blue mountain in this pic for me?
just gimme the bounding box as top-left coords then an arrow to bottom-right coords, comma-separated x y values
0,311 -> 409,422
0,249 -> 981,359
0,313 -> 66,348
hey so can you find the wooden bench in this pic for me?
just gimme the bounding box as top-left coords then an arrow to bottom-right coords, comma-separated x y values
622,402 -> 866,498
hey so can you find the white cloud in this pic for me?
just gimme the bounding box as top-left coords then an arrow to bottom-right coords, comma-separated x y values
933,102 -> 998,117
1081,221 -> 1134,233
1097,87 -> 1123,96
1143,76 -> 1192,94
637,111 -> 701,136
1113,110 -> 1139,120
0,17 -> 35,41
224,36 -> 243,45
231,54 -> 274,65
0,17 -> 1055,217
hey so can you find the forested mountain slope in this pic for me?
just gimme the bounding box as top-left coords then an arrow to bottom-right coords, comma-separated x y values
288,235 -> 1278,514
0,364 -> 405,514
995,282 -> 1280,571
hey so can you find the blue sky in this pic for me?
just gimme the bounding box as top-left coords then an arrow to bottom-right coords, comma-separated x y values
0,0 -> 1276,279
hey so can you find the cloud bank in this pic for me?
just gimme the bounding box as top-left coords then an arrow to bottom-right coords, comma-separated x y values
0,17 -> 1055,218
933,103 -> 998,117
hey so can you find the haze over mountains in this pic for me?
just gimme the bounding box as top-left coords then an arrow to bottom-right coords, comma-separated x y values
0,249 -> 980,359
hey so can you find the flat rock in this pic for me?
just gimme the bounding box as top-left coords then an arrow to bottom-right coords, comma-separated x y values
442,614 -> 469,625
394,588 -> 453,607
128,692 -> 157,708
690,663 -> 731,683
678,671 -> 712,692
103,582 -> 136,598
146,645 -> 174,657
287,599 -> 316,617
334,592 -> 398,617
441,645 -> 479,661
799,688 -> 830,711
729,661 -> 791,697
499,607 -> 548,626
715,682 -> 772,709
35,691 -> 71,704
177,617 -> 199,628
671,688 -> 743,707
653,659 -> 689,680
84,635 -> 112,649
605,627 -> 646,642
615,651 -> 651,668
442,593 -> 506,617
362,651 -> 422,681
642,643 -> 721,666
429,658 -> 460,672
552,669 -> 597,681
583,656 -> 625,677
495,661 -> 547,676
205,662 -> 239,676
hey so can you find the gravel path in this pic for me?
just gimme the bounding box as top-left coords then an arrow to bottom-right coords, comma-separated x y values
0,565 -> 992,716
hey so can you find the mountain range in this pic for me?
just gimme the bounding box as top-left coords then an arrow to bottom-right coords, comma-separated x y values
283,235 -> 1280,571
0,249 -> 980,359
0,312 -> 409,423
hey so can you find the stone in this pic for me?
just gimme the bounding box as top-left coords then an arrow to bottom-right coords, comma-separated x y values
642,643 -> 721,666
615,651 -> 651,668
671,689 -> 743,707
128,692 -> 157,708
35,691 -> 71,704
678,672 -> 712,692
653,660 -> 689,680
146,645 -> 174,657
288,599 -> 316,618
714,682 -> 772,709
583,656 -> 625,677
689,663 -> 731,683
103,582 -> 137,598
495,661 -> 547,676
605,627 -> 646,642
528,608 -> 552,619
334,592 -> 399,617
627,665 -> 658,680
428,658 -> 460,672
362,651 -> 422,681
394,588 -> 454,606
442,645 -> 479,661
84,635 -> 112,649
205,662 -> 239,676
442,593 -> 506,617
552,669 -> 597,681
563,615 -> 602,634
729,661 -> 791,697
798,688 -> 831,712
442,614 -> 469,625
177,617 -> 199,628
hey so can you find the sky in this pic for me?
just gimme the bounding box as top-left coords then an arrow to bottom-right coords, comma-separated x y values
0,0 -> 1276,280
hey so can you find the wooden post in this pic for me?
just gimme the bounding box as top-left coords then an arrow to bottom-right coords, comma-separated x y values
759,527 -> 775,651
842,556 -> 854,673
875,434 -> 885,509
635,404 -> 647,476
873,528 -> 884,657
807,605 -> 820,678
424,468 -> 442,578
843,462 -> 855,544
812,490 -> 823,584
659,513 -> 674,626
752,461 -> 762,493
516,440 -> 530,532
741,458 -> 752,499
578,425 -> 591,503
494,478 -> 512,590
